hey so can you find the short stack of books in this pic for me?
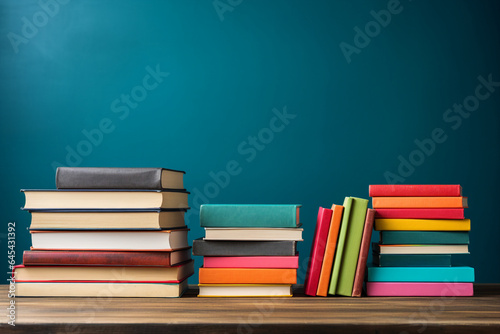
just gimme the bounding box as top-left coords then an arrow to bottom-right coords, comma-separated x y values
367,184 -> 474,296
15,167 -> 193,298
193,204 -> 302,297
304,197 -> 375,297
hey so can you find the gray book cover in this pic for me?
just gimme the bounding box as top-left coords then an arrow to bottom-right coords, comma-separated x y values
192,239 -> 297,256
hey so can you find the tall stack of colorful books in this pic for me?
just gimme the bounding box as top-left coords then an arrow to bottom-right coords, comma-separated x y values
193,204 -> 302,297
304,197 -> 375,297
367,184 -> 474,296
15,167 -> 193,298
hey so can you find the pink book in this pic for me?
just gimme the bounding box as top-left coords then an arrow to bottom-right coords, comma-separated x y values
203,256 -> 299,268
304,207 -> 333,296
369,184 -> 462,197
375,208 -> 464,220
366,282 -> 474,296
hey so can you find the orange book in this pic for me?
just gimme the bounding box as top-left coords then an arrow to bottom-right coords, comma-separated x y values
372,197 -> 468,209
316,204 -> 343,297
198,268 -> 296,284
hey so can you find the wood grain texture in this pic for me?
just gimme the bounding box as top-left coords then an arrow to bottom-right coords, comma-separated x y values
1,284 -> 500,334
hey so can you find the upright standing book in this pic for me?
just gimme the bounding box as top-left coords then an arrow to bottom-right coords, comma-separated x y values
351,208 -> 375,297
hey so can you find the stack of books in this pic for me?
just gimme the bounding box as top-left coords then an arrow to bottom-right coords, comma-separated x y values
15,167 -> 193,298
304,197 -> 375,297
367,184 -> 474,296
193,204 -> 302,297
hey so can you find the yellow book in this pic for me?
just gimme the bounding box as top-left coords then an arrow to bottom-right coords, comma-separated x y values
374,219 -> 471,231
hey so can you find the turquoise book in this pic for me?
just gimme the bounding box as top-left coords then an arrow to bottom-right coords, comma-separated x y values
367,266 -> 475,282
336,197 -> 369,296
328,197 -> 353,295
199,204 -> 301,228
380,231 -> 469,245
373,254 -> 452,267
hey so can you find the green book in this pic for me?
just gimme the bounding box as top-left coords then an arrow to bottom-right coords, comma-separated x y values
328,197 -> 353,295
380,231 -> 469,245
336,197 -> 369,296
199,204 -> 301,228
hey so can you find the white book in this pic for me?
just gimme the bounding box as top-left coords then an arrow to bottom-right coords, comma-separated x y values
203,228 -> 303,241
198,284 -> 292,297
373,243 -> 469,255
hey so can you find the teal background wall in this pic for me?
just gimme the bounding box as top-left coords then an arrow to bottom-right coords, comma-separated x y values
1,0 -> 499,285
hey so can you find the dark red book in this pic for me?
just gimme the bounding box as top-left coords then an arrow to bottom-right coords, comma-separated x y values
352,209 -> 375,297
23,248 -> 191,267
304,207 -> 333,296
369,185 -> 462,197
374,208 -> 464,220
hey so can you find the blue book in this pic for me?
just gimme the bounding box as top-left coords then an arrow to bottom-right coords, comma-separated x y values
373,254 -> 452,267
367,266 -> 475,282
380,231 -> 469,245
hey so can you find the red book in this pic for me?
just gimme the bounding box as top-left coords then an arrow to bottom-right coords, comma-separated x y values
23,248 -> 192,267
351,209 -> 375,297
369,185 -> 462,197
374,208 -> 464,220
304,207 -> 333,296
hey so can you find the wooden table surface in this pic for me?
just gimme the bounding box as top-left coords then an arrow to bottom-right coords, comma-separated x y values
1,284 -> 500,333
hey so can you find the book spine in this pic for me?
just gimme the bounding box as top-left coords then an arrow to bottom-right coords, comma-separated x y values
367,266 -> 475,282
351,209 -> 375,297
369,185 -> 462,197
374,254 -> 452,267
374,219 -> 471,231
203,256 -> 299,269
56,167 -> 167,189
198,268 -> 297,284
192,239 -> 296,256
200,205 -> 299,228
380,231 -> 470,245
374,208 -> 464,220
23,250 -> 175,267
372,197 -> 468,209
304,207 -> 333,296
366,282 -> 473,296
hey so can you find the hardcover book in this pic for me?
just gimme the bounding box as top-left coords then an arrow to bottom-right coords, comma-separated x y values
198,268 -> 296,284
56,167 -> 185,190
369,185 -> 462,197
367,266 -> 475,282
374,208 -> 464,220
372,197 -> 468,209
198,284 -> 292,297
203,256 -> 299,269
374,219 -> 471,231
366,282 -> 473,297
351,208 -> 375,297
192,239 -> 297,256
304,207 -> 333,296
200,204 -> 301,228
203,227 -> 303,241
373,254 -> 452,267
22,189 -> 189,210
380,231 -> 469,245
373,243 -> 469,255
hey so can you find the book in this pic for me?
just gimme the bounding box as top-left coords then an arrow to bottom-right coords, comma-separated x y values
367,266 -> 475,282
328,197 -> 353,295
203,256 -> 299,269
373,243 -> 469,255
198,268 -> 297,284
56,167 -> 185,190
374,208 -> 464,220
13,260 -> 194,282
23,248 -> 192,267
316,204 -> 344,297
198,284 -> 292,297
380,231 -> 470,245
192,239 -> 296,256
200,204 -> 301,228
351,208 -> 375,297
369,185 -> 462,197
22,189 -> 189,210
373,254 -> 452,267
366,282 -> 473,297
336,197 -> 369,296
374,219 -> 471,231
372,197 -> 468,209
15,280 -> 189,297
26,209 -> 187,230
203,227 -> 303,241
30,229 -> 189,251
304,207 -> 333,296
